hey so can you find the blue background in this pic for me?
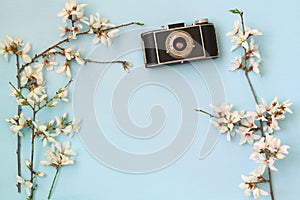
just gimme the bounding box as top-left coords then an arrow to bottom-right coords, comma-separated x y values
0,0 -> 299,199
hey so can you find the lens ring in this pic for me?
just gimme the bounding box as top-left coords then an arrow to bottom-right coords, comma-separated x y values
165,30 -> 194,59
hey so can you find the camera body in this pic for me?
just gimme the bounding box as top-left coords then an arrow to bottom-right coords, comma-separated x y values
141,19 -> 219,67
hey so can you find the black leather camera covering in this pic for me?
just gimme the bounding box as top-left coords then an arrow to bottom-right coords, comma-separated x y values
155,26 -> 204,63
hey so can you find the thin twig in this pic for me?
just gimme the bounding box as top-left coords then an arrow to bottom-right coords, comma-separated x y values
48,168 -> 60,200
245,179 -> 270,185
245,71 -> 259,104
195,109 -> 218,118
84,59 -> 126,65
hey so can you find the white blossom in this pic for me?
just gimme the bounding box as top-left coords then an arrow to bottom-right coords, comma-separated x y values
247,38 -> 261,59
62,117 -> 80,136
209,104 -> 242,141
255,104 -> 267,121
241,111 -> 258,129
248,58 -> 261,76
230,55 -> 243,71
236,127 -> 260,145
5,113 -> 26,136
17,43 -> 32,63
0,35 -> 19,61
16,175 -> 33,196
44,49 -> 57,60
71,24 -> 83,39
54,114 -> 64,134
35,59 -> 58,72
92,13 -> 109,29
73,48 -> 85,65
57,87 -> 69,102
93,28 -> 119,46
56,61 -> 71,77
239,174 -> 268,199
84,14 -> 95,34
59,26 -> 71,37
0,39 -> 11,61
61,46 -> 85,65
57,0 -> 87,23
26,86 -> 47,107
41,142 -> 76,167
265,116 -> 280,134
231,31 -> 249,51
20,66 -> 44,86
245,26 -> 262,36
33,120 -> 58,147
210,103 -> 233,117
226,19 -> 240,36
250,134 -> 289,171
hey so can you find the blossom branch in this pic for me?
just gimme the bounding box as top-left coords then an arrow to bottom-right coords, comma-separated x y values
195,109 -> 259,130
84,59 -> 132,72
2,1 -> 143,199
15,54 -> 22,193
238,10 -> 275,200
36,79 -> 73,113
8,82 -> 35,110
18,21 -> 143,74
195,9 -> 292,199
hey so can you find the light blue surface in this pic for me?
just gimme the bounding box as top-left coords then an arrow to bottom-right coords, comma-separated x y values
0,0 -> 299,200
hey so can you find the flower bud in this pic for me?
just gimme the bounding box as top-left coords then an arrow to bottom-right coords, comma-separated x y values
25,159 -> 31,169
48,101 -> 58,107
36,171 -> 45,177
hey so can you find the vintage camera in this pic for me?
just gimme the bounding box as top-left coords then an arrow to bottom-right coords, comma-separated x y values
141,19 -> 219,67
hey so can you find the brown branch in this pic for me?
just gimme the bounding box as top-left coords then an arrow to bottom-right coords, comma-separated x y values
15,55 -> 22,193
99,21 -> 143,32
245,71 -> 259,105
18,38 -> 70,73
84,59 -> 127,65
29,109 -> 37,199
245,179 -> 270,185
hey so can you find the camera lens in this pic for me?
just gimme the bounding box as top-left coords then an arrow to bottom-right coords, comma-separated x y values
165,30 -> 194,59
173,37 -> 187,51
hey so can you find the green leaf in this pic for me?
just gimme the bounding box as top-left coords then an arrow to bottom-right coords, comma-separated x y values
229,8 -> 242,14
134,22 -> 144,26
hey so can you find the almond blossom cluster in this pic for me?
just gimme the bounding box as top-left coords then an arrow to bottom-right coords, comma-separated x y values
198,9 -> 293,200
2,34 -> 80,198
209,99 -> 291,198
57,0 -> 120,45
226,14 -> 262,76
210,97 -> 292,144
41,141 -> 76,168
1,0 -> 142,199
